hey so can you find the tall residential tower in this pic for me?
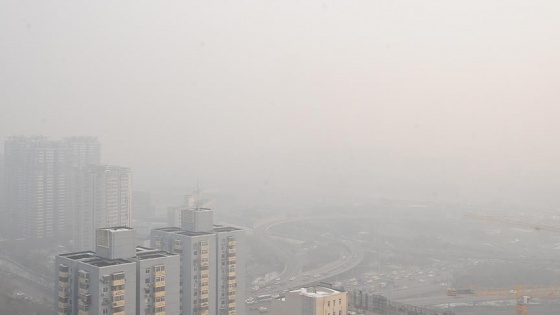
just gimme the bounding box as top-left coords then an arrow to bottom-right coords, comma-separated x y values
55,227 -> 180,315
151,207 -> 245,315
3,136 -> 102,240
73,165 -> 132,251
4,136 -> 68,239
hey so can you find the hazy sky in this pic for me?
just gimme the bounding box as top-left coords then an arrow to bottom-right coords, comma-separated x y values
2,1 -> 560,209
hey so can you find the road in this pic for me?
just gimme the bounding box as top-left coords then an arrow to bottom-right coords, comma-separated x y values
250,216 -> 365,298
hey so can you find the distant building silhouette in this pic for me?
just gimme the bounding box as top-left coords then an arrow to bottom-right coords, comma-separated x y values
73,165 -> 132,251
3,136 -> 101,240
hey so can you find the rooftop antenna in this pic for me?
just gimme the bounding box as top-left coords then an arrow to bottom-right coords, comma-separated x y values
195,180 -> 200,210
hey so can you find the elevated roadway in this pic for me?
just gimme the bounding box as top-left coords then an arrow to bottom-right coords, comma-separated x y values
251,216 -> 365,296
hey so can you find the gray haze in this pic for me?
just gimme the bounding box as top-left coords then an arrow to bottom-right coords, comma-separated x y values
2,1 -> 560,209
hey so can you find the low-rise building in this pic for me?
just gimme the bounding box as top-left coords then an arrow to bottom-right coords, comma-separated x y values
271,285 -> 348,315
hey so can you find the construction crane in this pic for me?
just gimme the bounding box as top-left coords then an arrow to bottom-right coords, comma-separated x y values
474,285 -> 560,315
464,213 -> 560,314
464,213 -> 560,233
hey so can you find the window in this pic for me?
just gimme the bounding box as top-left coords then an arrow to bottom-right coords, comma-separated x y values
328,301 -> 330,306
102,287 -> 108,293
103,310 -> 108,314
145,268 -> 150,274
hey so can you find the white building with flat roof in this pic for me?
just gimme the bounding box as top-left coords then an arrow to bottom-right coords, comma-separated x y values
55,227 -> 179,315
271,285 -> 347,315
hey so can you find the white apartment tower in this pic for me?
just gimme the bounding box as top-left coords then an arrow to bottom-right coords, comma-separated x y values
74,165 -> 132,251
55,227 -> 180,315
151,207 -> 245,315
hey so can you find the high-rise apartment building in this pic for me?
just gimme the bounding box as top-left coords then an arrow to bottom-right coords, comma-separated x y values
3,136 -> 102,240
63,137 -> 101,237
271,285 -> 348,315
63,137 -> 101,168
151,207 -> 245,315
73,165 -> 132,251
55,227 -> 180,315
4,136 -> 68,239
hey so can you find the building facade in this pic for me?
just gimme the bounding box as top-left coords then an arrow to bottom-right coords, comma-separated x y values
55,227 -> 179,315
151,207 -> 245,315
73,165 -> 132,251
4,136 -> 68,239
3,136 -> 101,240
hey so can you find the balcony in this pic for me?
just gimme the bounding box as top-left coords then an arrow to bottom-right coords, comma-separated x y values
155,281 -> 166,288
155,301 -> 166,308
112,279 -> 125,286
112,290 -> 125,297
155,270 -> 165,277
155,290 -> 166,298
112,300 -> 125,308
113,311 -> 125,315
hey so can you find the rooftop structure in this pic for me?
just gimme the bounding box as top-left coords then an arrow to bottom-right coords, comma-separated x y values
55,227 -> 179,315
